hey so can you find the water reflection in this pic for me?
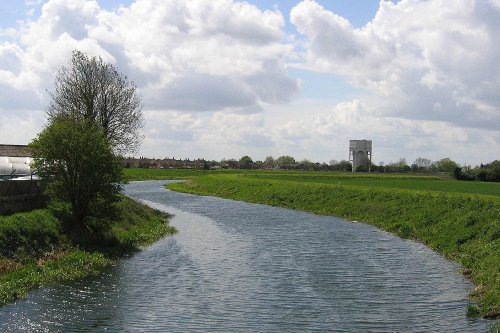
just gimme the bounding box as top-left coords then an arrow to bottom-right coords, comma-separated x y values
0,180 -> 491,332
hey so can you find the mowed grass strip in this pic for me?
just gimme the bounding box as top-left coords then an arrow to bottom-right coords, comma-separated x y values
242,173 -> 500,197
168,174 -> 500,318
124,168 -> 500,197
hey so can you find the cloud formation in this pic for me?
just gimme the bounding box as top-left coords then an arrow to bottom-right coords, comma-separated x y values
0,0 -> 498,165
291,0 -> 500,130
0,0 -> 298,113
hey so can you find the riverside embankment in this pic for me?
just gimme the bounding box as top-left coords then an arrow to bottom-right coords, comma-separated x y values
0,196 -> 175,306
163,171 -> 499,319
0,180 -> 494,332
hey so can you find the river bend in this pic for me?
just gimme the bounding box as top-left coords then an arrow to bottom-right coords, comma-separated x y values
0,180 -> 490,332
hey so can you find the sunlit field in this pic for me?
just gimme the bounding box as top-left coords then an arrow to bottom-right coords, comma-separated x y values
124,168 -> 500,198
124,168 -> 499,318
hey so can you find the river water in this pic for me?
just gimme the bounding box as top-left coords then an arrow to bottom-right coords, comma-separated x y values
0,180 -> 491,332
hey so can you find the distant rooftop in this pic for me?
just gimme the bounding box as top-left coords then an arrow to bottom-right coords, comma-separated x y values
0,144 -> 31,157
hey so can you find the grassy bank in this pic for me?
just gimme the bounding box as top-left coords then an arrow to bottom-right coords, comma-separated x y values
0,196 -> 175,305
165,173 -> 499,318
124,168 -> 500,197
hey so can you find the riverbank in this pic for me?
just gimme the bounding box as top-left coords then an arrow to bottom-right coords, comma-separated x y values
166,173 -> 499,319
0,196 -> 175,306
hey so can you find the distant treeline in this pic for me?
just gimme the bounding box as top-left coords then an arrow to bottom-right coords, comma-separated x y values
361,157 -> 499,182
124,155 -> 500,183
453,160 -> 500,182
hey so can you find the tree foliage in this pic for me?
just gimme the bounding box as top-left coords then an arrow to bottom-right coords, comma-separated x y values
435,157 -> 458,173
412,157 -> 432,172
454,160 -> 500,182
264,156 -> 275,167
47,50 -> 144,154
238,155 -> 254,169
30,118 -> 123,232
329,160 -> 352,172
276,155 -> 295,168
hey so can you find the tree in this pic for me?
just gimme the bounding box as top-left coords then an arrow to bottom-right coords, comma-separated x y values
384,158 -> 410,173
486,160 -> 500,182
226,159 -> 239,169
356,165 -> 369,172
264,156 -> 275,168
329,159 -> 338,166
30,118 -> 123,232
219,159 -> 229,169
396,158 -> 409,170
47,50 -> 144,154
298,159 -> 315,170
475,160 -> 500,182
412,157 -> 432,172
239,155 -> 254,169
331,160 -> 352,172
435,157 -> 458,172
276,155 -> 295,169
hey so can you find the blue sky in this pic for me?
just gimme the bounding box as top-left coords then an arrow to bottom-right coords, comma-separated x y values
0,0 -> 377,103
0,1 -> 383,29
0,0 -> 498,165
250,0 -> 384,28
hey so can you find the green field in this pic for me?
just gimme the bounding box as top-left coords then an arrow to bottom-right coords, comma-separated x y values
124,168 -> 500,198
124,168 -> 499,319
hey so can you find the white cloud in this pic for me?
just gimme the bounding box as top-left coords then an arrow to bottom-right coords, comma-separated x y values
102,96 -> 499,164
276,120 -> 310,145
0,0 -> 498,165
309,99 -> 495,164
0,0 -> 298,113
138,110 -> 275,159
0,110 -> 44,144
290,0 -> 500,130
207,111 -> 273,148
0,0 -> 109,109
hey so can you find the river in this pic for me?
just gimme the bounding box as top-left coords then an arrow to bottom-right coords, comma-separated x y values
0,180 -> 490,332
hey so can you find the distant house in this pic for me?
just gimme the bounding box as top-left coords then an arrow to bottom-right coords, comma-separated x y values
0,144 -> 33,179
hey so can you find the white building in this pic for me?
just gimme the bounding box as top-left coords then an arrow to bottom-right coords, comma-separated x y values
349,140 -> 372,172
0,145 -> 33,179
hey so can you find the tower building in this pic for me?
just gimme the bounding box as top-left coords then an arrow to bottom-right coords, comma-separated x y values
349,140 -> 372,172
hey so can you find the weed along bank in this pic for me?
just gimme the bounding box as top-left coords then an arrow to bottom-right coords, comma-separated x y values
161,169 -> 500,320
0,51 -> 176,313
0,180 -> 494,332
0,196 -> 175,307
1,1 -> 499,330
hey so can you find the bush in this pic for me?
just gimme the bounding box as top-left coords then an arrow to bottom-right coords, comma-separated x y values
30,118 -> 123,234
0,210 -> 63,261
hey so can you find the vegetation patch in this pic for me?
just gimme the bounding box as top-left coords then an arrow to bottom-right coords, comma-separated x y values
0,52 -> 177,307
164,172 -> 499,319
0,197 -> 175,306
124,168 -> 500,197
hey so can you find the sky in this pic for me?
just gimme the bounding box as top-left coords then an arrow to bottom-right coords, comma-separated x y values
0,0 -> 498,165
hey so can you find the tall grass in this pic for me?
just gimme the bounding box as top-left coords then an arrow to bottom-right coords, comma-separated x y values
0,209 -> 64,262
0,251 -> 109,304
0,196 -> 175,306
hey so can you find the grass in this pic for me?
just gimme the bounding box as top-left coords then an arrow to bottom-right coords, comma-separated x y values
144,169 -> 500,319
124,168 -> 500,197
0,196 -> 175,306
124,168 -> 231,181
0,251 -> 109,305
240,173 -> 500,197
